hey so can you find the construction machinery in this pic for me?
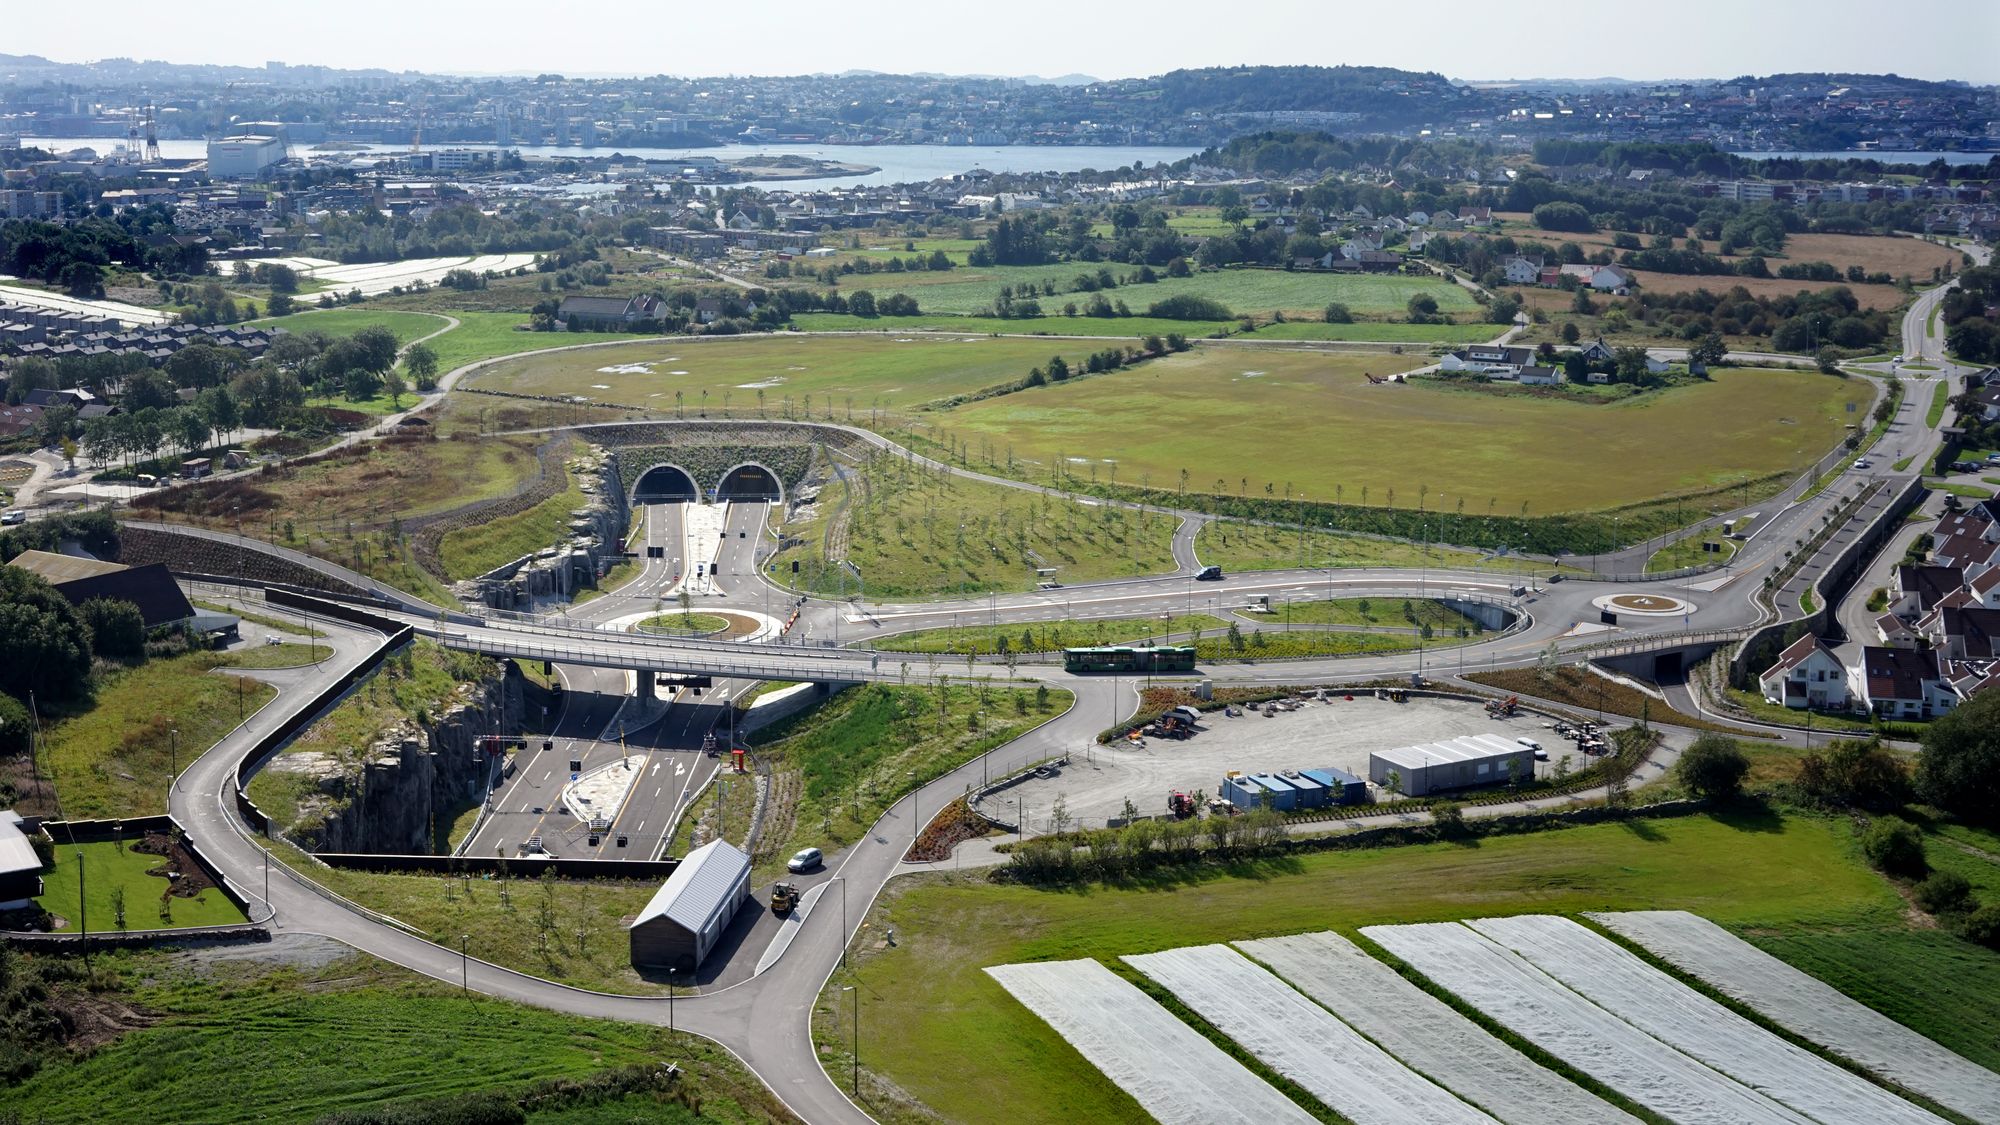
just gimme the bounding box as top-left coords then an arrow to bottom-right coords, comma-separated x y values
1167,791 -> 1196,819
770,882 -> 800,914
1485,695 -> 1520,718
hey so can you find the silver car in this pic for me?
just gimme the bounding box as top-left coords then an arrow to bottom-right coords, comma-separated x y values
787,847 -> 823,873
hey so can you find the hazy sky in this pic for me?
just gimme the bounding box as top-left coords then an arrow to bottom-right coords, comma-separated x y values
10,0 -> 1998,85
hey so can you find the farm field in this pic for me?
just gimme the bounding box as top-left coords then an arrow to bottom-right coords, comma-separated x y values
1239,931 -> 1635,1124
1122,945 -> 1490,1124
1466,915 -> 1936,1125
984,959 -> 1312,1125
769,454 -> 1180,597
1365,921 -> 1811,1125
932,349 -> 1873,513
1492,216 -> 1957,280
1237,319 -> 1496,343
822,264 -> 1479,319
468,334 -> 1063,417
820,811 -> 1944,1125
1596,910 -> 2000,1120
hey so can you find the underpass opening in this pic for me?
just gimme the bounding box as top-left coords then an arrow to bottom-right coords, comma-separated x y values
715,462 -> 782,503
632,463 -> 699,504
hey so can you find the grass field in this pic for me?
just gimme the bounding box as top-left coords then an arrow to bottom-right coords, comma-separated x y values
1647,530 -> 1739,572
933,352 -> 1874,514
42,652 -> 276,820
1927,380 -> 1950,427
870,614 -> 1232,655
1237,320 -> 1496,343
787,313 -> 1240,339
36,839 -> 249,932
1240,596 -> 1481,631
256,308 -> 660,380
821,810 -> 1925,1125
838,265 -> 1480,319
770,454 -> 1179,597
745,682 -> 1066,881
0,955 -> 789,1124
1467,665 -> 1751,735
469,334 -> 1067,416
1192,520 -> 1534,574
637,611 -> 734,635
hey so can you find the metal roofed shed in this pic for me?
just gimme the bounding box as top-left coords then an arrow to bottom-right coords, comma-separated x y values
1303,767 -> 1368,805
1369,734 -> 1536,797
0,811 -> 45,908
628,840 -> 751,971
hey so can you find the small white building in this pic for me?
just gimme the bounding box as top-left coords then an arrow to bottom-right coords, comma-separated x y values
1369,734 -> 1536,797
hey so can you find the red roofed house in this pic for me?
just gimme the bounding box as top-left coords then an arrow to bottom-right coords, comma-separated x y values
1759,633 -> 1850,711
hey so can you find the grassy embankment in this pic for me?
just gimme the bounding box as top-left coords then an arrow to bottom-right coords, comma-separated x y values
0,952 -> 791,1124
735,683 -> 1069,882
35,839 -> 248,932
769,453 -> 1178,598
40,652 -> 278,820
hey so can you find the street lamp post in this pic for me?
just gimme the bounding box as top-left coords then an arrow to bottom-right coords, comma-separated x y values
168,728 -> 178,790
459,933 -> 469,994
842,984 -> 860,1096
832,875 -> 849,970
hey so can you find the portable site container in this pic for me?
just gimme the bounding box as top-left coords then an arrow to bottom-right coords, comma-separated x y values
1279,770 -> 1329,809
1250,774 -> 1299,811
1221,775 -> 1266,809
1303,767 -> 1368,805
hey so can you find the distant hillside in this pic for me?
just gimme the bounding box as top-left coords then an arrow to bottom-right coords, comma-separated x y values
1115,65 -> 1471,120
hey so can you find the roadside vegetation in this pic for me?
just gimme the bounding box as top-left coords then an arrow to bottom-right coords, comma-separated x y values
744,682 -> 1068,882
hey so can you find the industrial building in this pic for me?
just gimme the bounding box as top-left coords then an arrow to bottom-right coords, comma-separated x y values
206,135 -> 286,178
1368,734 -> 1535,797
627,839 -> 751,971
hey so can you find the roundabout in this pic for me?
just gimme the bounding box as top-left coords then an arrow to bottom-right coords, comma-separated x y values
1592,592 -> 1696,618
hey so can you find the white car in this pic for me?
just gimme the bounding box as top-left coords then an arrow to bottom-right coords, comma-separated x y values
1852,458 -> 1872,470
787,847 -> 823,873
0,510 -> 23,525
1516,737 -> 1546,760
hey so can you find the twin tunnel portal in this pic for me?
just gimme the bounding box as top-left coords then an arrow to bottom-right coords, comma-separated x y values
632,462 -> 782,505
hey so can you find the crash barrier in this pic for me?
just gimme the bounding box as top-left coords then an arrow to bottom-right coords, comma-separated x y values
313,853 -> 679,879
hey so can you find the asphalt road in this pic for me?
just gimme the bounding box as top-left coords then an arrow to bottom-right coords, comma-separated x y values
153,246 -> 1991,1124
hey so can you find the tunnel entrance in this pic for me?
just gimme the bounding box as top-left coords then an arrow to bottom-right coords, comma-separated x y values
715,463 -> 782,502
633,464 -> 698,503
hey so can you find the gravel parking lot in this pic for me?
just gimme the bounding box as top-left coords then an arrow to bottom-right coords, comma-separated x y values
997,693 -> 1558,833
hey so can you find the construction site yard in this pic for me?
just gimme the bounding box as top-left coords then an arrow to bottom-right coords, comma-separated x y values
998,693 -> 1558,833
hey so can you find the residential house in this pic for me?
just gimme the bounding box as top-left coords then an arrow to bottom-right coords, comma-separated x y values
556,294 -> 668,330
1850,646 -> 1959,720
1874,613 -> 1920,648
1923,605 -> 2000,659
1459,206 -> 1493,227
1890,564 -> 1967,621
1758,634 -> 1850,710
1438,345 -> 1534,377
1517,366 -> 1564,386
1502,255 -> 1544,284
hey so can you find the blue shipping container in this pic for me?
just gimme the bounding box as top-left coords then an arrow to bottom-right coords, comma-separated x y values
1250,774 -> 1299,811
1304,767 -> 1368,806
1282,773 -> 1329,809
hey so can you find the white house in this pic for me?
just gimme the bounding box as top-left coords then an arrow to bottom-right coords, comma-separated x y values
1759,634 -> 1850,710
1851,646 -> 1959,720
1502,255 -> 1544,284
1438,344 -> 1534,377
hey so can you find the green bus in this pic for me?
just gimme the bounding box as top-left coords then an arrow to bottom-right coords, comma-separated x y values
1062,645 -> 1198,674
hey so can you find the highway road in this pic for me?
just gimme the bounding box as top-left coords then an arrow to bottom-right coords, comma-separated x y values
149,247 -> 1992,1124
